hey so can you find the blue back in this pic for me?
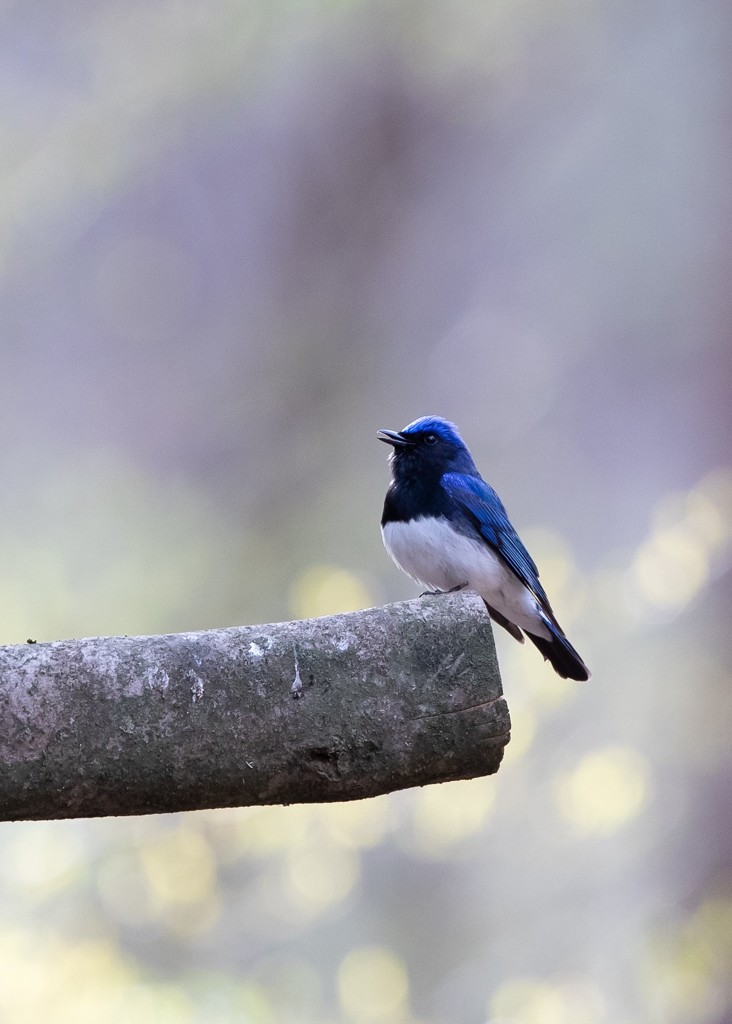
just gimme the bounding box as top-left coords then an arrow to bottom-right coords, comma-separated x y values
442,472 -> 551,610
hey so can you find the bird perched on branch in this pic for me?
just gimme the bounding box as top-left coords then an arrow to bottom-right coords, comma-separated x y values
378,416 -> 590,681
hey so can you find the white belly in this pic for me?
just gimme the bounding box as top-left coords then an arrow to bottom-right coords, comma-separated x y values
382,516 -> 549,637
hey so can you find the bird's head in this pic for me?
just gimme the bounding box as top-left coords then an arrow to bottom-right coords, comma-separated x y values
377,416 -> 477,478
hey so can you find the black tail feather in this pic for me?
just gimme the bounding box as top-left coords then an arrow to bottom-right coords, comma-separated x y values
526,622 -> 590,681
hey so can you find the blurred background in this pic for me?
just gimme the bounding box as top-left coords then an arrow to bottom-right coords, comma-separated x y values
1,1 -> 731,1021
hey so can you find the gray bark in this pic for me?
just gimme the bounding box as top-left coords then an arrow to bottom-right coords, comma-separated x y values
0,593 -> 509,821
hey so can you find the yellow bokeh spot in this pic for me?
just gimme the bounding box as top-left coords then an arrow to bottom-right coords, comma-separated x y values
319,796 -> 391,849
338,946 -> 409,1022
285,842 -> 359,917
140,827 -> 217,911
490,977 -> 605,1024
554,746 -> 650,835
2,822 -> 86,896
289,564 -> 373,618
630,471 -> 732,619
682,492 -> 728,551
233,804 -> 313,857
632,526 -> 709,610
400,777 -> 495,859
0,931 -> 203,1024
643,896 -> 732,1019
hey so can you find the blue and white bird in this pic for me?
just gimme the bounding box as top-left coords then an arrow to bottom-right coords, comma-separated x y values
378,415 -> 590,681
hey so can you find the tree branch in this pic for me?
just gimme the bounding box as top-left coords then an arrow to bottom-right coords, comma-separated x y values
0,594 -> 509,821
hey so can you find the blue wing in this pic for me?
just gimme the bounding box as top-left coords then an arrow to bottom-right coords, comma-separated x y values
442,472 -> 552,611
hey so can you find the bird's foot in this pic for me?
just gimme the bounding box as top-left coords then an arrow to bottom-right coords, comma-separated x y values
419,582 -> 468,597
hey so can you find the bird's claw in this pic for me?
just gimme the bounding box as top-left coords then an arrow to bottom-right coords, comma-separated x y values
419,582 -> 468,598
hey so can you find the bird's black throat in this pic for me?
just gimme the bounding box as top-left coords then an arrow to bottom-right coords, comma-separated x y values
381,468 -> 454,526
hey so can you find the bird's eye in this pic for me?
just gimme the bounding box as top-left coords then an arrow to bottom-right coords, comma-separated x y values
424,433 -> 438,446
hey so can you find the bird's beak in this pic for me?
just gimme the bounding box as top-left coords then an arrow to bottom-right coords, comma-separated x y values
377,429 -> 414,448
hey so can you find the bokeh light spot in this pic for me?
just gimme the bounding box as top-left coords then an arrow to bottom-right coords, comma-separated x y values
554,746 -> 650,835
338,946 -> 409,1022
319,796 -> 391,849
644,896 -> 732,1021
232,804 -> 313,856
140,827 -> 218,912
632,527 -> 709,610
289,564 -> 373,617
490,977 -> 605,1024
696,466 -> 732,525
399,777 -> 495,859
628,471 -> 732,622
1,822 -> 86,896
285,842 -> 359,917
